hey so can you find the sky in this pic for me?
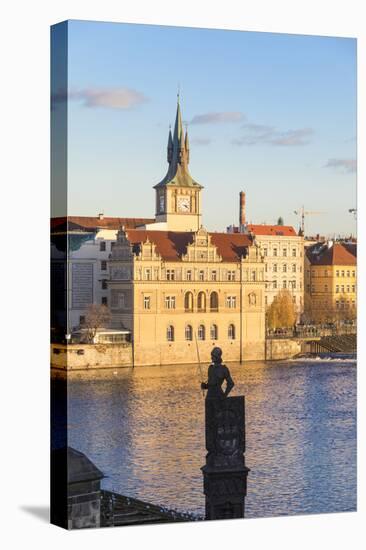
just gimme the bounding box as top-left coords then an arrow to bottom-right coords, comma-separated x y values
55,20 -> 356,236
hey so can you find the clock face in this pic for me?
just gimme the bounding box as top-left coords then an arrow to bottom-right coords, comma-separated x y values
177,196 -> 190,213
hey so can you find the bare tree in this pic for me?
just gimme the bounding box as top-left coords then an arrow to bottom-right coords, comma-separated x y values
83,304 -> 111,343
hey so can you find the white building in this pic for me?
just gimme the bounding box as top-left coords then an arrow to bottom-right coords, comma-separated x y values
51,215 -> 154,334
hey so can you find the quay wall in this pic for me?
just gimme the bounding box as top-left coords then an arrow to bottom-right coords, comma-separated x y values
265,338 -> 302,360
51,343 -> 132,370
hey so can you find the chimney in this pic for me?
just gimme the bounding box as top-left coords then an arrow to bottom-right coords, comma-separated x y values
98,212 -> 104,220
239,191 -> 246,227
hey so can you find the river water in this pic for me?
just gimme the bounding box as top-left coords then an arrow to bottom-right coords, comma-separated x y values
58,358 -> 357,519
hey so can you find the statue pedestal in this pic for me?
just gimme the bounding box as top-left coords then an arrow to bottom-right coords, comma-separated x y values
201,396 -> 249,520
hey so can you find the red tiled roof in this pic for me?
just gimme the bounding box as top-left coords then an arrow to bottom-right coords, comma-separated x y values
247,224 -> 297,237
51,216 -> 155,232
125,230 -> 253,262
307,243 -> 357,266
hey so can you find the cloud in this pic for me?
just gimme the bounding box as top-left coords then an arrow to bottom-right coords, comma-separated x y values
190,112 -> 245,124
190,137 -> 212,146
51,87 -> 148,110
325,158 -> 356,173
232,124 -> 314,146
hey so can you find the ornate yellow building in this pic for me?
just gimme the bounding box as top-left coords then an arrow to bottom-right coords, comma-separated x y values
108,99 -> 266,365
304,242 -> 357,323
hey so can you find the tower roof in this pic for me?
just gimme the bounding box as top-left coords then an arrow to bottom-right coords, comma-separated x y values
154,97 -> 202,189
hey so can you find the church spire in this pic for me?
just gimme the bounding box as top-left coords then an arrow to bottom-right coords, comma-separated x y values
154,95 -> 202,190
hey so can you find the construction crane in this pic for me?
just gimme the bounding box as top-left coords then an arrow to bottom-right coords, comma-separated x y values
348,208 -> 357,219
293,206 -> 325,235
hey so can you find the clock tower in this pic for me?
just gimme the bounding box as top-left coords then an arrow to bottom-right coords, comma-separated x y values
154,96 -> 203,231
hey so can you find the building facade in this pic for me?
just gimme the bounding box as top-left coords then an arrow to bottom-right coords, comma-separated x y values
246,225 -> 304,316
109,226 -> 266,365
304,241 -> 357,323
51,216 -> 154,333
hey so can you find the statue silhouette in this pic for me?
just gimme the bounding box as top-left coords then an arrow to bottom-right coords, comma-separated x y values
201,347 -> 234,399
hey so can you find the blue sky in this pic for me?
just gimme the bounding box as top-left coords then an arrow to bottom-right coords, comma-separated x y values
61,20 -> 356,236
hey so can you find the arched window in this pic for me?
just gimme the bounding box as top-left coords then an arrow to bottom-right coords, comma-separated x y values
210,292 -> 219,312
184,291 -> 193,312
198,324 -> 206,340
228,324 -> 235,340
185,325 -> 193,341
198,292 -> 206,312
167,325 -> 174,342
210,324 -> 218,340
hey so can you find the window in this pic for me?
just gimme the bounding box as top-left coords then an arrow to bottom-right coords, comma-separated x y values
283,248 -> 287,257
101,279 -> 107,290
336,270 -> 340,277
211,270 -> 217,281
199,270 -> 205,281
336,300 -> 339,309
292,296 -> 296,304
273,280 -> 277,289
210,324 -> 218,340
198,292 -> 206,312
198,324 -> 205,340
228,324 -> 236,340
273,248 -> 278,257
283,280 -> 287,289
265,296 -> 268,305
352,285 -> 355,292
273,264 -> 278,273
210,292 -> 219,312
226,296 -> 236,308
324,284 -> 328,292
100,241 -> 106,251
165,296 -> 176,309
292,264 -> 296,273
341,270 -> 345,277
118,293 -> 126,309
283,264 -> 287,273
167,325 -> 174,342
184,291 -> 193,312
347,270 -> 350,277
265,264 -> 268,272
263,248 -> 268,256
101,296 -> 108,306
167,269 -> 175,281
101,260 -> 107,271
336,285 -> 339,293
143,296 -> 151,310
251,270 -> 256,281
79,315 -> 85,325
186,270 -> 192,281
185,325 -> 193,341
352,270 -> 355,277
111,242 -> 115,250
292,281 -> 296,290
228,270 -> 236,281
346,285 -> 350,293
292,248 -> 296,257
341,285 -> 345,293
145,268 -> 151,280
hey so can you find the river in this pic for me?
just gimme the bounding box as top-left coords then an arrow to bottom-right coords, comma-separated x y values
54,357 -> 357,519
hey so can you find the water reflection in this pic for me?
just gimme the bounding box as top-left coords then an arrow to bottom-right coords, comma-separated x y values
60,360 -> 356,518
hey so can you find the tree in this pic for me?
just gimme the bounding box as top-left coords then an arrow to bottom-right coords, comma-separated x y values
83,304 -> 111,343
267,290 -> 297,330
277,216 -> 284,226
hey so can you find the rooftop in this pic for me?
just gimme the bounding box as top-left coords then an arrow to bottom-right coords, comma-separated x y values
247,224 -> 298,237
307,242 -> 357,266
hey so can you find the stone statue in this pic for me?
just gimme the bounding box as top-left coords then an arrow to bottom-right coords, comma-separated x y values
201,347 -> 235,399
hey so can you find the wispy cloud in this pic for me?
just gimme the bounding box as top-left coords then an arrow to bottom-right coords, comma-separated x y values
325,158 -> 356,173
52,87 -> 148,110
233,124 -> 314,147
190,112 -> 245,124
190,137 -> 212,146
